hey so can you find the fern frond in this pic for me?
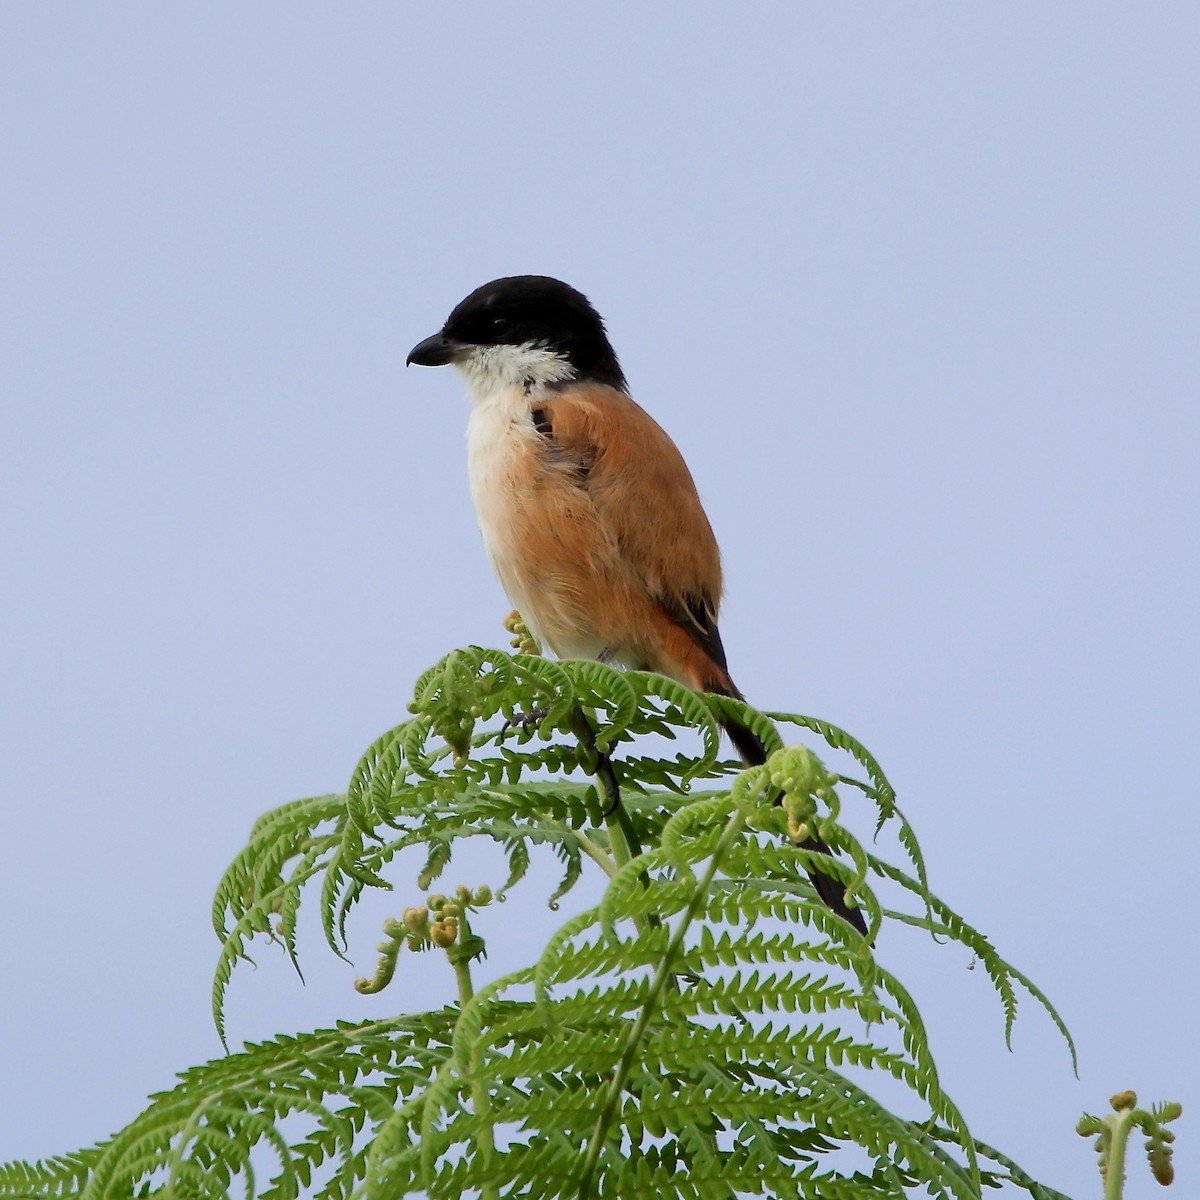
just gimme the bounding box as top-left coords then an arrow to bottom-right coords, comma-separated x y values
1,1018 -> 457,1200
0,1149 -> 100,1200
4,645 -> 1073,1200
769,711 -> 897,819
873,855 -> 1077,1070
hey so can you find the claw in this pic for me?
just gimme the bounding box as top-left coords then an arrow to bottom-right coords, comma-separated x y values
499,705 -> 553,739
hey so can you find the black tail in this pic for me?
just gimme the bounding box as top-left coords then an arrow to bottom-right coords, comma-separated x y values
718,701 -> 870,940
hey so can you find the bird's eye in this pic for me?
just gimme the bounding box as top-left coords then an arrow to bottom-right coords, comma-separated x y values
491,315 -> 512,334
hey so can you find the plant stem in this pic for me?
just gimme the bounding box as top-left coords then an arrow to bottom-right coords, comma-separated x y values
452,948 -> 475,1005
1104,1111 -> 1131,1200
568,707 -> 660,937
575,807 -> 747,1199
571,828 -> 621,878
449,912 -> 499,1200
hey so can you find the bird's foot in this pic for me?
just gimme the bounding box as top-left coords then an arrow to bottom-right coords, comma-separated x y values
499,706 -> 553,739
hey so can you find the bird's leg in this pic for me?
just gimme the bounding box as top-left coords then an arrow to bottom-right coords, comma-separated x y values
570,707 -> 663,942
568,707 -> 643,863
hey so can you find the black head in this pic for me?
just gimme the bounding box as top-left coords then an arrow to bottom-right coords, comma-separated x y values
406,275 -> 627,392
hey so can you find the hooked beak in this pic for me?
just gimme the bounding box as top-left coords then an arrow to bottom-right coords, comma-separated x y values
406,333 -> 467,367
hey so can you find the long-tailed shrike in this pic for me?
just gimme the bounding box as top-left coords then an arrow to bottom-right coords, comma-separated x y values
408,275 -> 865,936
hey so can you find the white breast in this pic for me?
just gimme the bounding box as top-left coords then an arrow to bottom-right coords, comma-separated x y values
465,383 -> 530,533
464,384 -> 548,643
455,344 -> 586,656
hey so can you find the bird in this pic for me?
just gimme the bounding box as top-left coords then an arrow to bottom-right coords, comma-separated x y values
407,275 -> 866,937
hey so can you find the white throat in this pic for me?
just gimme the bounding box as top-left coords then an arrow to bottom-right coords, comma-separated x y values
453,342 -> 575,404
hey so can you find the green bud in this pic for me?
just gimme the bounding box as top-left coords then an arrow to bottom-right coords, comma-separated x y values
430,919 -> 458,948
788,819 -> 811,843
402,907 -> 429,935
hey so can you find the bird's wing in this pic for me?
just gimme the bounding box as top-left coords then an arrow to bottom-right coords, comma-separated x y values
535,385 -> 730,675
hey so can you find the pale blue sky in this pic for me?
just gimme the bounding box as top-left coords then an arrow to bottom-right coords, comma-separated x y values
2,6 -> 1196,1196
